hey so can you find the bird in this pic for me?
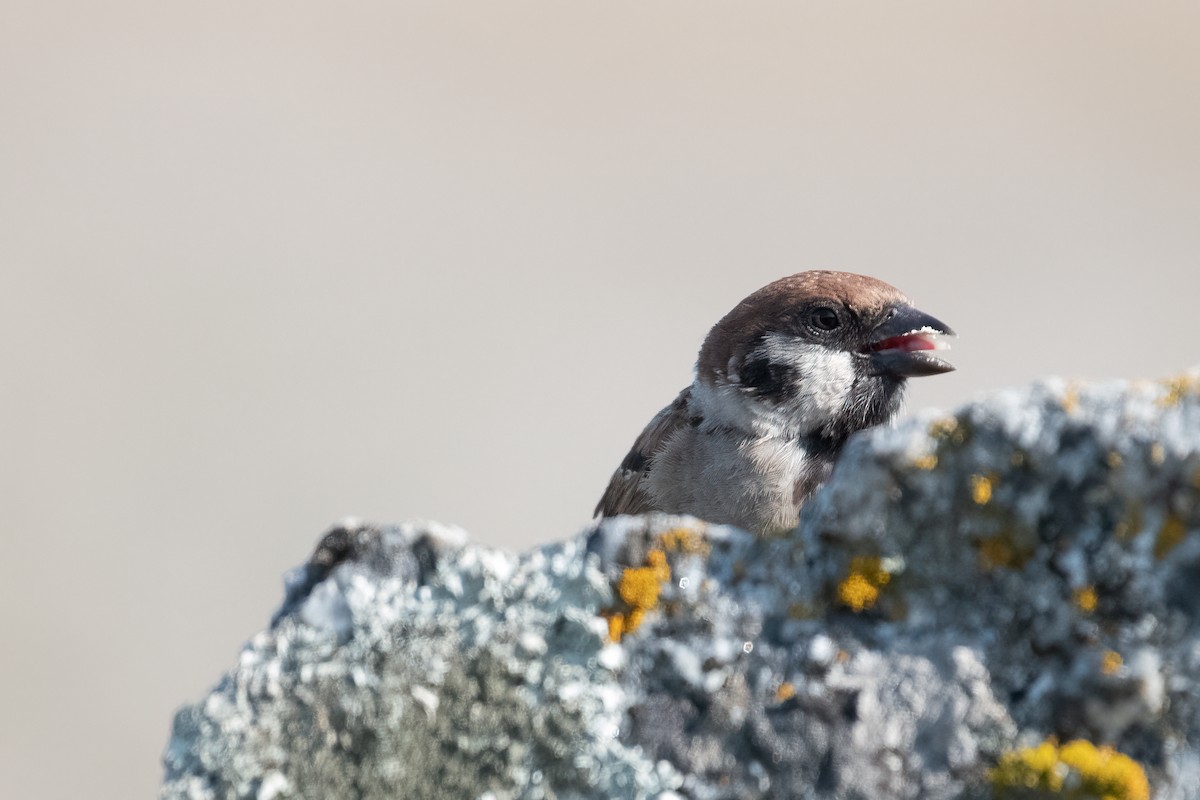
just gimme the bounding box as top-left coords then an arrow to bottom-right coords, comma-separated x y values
594,270 -> 954,537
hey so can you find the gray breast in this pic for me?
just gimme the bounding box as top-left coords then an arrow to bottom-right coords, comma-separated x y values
647,425 -> 841,536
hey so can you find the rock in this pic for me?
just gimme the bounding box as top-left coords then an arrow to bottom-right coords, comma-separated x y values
161,372 -> 1200,800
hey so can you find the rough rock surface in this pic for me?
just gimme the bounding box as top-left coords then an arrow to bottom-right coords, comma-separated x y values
162,373 -> 1200,800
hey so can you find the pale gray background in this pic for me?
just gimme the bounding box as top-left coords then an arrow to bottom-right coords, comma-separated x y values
2,2 -> 1198,798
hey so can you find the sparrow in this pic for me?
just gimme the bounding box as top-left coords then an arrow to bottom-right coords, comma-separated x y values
594,270 -> 954,537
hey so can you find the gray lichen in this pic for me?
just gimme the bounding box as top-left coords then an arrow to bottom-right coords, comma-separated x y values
162,371 -> 1200,799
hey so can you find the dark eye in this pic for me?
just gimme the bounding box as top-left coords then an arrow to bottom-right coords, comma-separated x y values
810,307 -> 841,331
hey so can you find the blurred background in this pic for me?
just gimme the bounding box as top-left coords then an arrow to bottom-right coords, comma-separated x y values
2,2 -> 1198,797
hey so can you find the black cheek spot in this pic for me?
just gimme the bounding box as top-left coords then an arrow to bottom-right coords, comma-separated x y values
619,450 -> 650,474
739,353 -> 798,402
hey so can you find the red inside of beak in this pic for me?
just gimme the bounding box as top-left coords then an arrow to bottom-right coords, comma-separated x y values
867,332 -> 940,353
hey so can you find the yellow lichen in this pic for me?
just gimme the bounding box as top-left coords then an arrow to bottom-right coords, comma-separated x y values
977,535 -> 1015,569
1113,503 -> 1143,542
1062,383 -> 1081,415
788,601 -> 818,619
929,416 -> 970,446
930,417 -> 959,439
837,555 -> 891,612
1106,451 -> 1123,469
971,473 -> 995,505
1059,740 -> 1149,800
617,549 -> 670,609
975,531 -> 1034,571
913,453 -> 938,471
1101,650 -> 1123,676
838,574 -> 878,612
1149,442 -> 1165,466
774,682 -> 796,703
604,611 -> 625,642
657,527 -> 711,556
1074,586 -> 1098,614
990,739 -> 1149,800
1158,373 -> 1200,408
603,549 -> 671,641
1153,515 -> 1186,560
991,741 -> 1064,794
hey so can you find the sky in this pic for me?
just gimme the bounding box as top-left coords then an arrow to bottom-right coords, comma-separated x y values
2,3 -> 1198,798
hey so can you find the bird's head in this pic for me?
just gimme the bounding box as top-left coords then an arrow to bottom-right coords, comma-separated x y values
696,270 -> 954,440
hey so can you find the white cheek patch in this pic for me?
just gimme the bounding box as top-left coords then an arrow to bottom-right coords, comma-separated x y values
760,334 -> 856,434
693,335 -> 858,438
793,347 -> 855,417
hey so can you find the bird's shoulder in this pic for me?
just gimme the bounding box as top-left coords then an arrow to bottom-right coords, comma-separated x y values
594,386 -> 696,518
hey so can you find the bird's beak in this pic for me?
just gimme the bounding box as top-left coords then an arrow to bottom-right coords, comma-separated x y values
863,305 -> 955,377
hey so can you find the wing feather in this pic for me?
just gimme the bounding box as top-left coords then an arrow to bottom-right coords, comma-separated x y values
594,387 -> 692,518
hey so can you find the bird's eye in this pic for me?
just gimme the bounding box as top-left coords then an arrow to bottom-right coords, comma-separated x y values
810,307 -> 841,331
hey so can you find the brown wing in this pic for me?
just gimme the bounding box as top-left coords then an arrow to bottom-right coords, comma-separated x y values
594,387 -> 693,518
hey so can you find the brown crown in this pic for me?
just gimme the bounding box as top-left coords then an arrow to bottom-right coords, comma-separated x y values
696,271 -> 909,381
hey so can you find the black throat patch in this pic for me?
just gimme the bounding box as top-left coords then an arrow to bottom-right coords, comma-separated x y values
791,432 -> 845,507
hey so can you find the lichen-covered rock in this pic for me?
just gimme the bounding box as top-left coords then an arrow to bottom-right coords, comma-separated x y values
161,372 -> 1200,800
